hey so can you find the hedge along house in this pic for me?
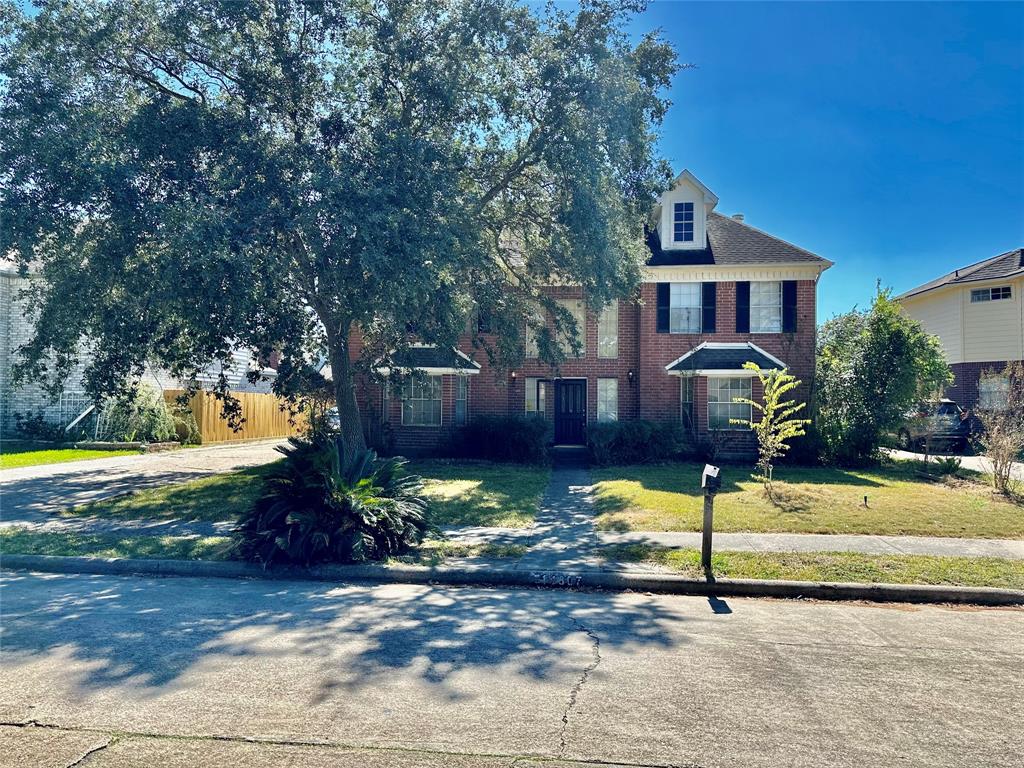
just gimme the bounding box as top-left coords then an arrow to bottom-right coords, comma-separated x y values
351,171 -> 832,457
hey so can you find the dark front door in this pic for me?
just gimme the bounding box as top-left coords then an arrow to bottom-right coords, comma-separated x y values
554,379 -> 587,445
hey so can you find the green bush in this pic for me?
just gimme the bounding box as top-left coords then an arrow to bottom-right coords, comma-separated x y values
170,404 -> 202,445
449,415 -> 551,464
586,420 -> 683,466
233,437 -> 429,565
102,385 -> 176,443
14,411 -> 80,442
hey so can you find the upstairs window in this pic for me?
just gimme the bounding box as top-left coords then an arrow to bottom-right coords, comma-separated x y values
598,302 -> 618,358
673,202 -> 694,242
556,298 -> 586,357
750,281 -> 783,333
669,282 -> 702,333
971,286 -> 1012,302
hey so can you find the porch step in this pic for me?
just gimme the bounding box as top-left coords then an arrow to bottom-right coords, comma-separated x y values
550,445 -> 588,468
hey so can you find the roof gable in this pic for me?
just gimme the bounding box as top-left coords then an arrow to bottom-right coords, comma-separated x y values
648,212 -> 831,268
898,248 -> 1024,300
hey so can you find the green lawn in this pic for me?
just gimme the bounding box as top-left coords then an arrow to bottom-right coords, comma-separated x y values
0,527 -> 525,566
411,460 -> 550,528
0,528 -> 232,560
62,464 -> 273,522
1,442 -> 142,470
61,459 -> 547,529
602,544 -> 1024,589
592,461 -> 1024,539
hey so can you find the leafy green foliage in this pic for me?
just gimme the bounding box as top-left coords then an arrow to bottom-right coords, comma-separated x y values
973,362 -> 1024,495
233,437 -> 429,565
730,362 -> 810,491
101,384 -> 177,443
587,420 -> 683,466
0,0 -> 678,453
13,411 -> 80,442
448,415 -> 551,464
816,287 -> 952,465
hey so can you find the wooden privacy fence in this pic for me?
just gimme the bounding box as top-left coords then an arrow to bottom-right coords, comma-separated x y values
163,389 -> 304,443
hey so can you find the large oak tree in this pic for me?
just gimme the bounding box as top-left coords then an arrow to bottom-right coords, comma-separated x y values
0,0 -> 677,452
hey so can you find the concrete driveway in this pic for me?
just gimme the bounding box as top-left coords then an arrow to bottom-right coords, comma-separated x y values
1,572 -> 1021,767
886,448 -> 1024,482
0,440 -> 285,524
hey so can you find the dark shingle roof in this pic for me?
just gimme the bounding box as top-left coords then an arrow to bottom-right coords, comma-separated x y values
665,343 -> 786,374
898,249 -> 1024,300
647,212 -> 832,268
386,346 -> 480,373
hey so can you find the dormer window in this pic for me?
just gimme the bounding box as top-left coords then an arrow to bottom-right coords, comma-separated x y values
673,202 -> 694,243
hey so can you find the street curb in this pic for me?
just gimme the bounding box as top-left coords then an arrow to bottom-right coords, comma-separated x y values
3,553 -> 1023,606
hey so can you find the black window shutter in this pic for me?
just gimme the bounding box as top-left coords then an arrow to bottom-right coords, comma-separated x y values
735,281 -> 750,334
656,283 -> 670,333
701,282 -> 716,334
782,280 -> 798,333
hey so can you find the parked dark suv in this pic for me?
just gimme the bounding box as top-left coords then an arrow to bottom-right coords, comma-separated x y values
897,399 -> 974,452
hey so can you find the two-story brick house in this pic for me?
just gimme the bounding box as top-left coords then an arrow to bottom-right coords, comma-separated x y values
897,248 -> 1023,409
352,171 -> 833,456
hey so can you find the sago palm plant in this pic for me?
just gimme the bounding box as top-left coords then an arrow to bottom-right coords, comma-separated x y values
233,437 -> 429,565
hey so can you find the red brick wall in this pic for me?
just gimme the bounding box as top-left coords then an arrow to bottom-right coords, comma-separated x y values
348,279 -> 819,456
948,360 -> 1018,409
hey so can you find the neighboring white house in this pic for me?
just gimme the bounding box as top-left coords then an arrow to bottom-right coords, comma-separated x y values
0,263 -> 275,437
897,248 -> 1023,409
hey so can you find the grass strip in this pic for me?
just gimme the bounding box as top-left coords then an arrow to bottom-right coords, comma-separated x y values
601,544 -> 1024,590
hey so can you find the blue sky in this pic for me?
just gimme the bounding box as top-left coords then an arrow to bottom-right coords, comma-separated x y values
630,1 -> 1024,320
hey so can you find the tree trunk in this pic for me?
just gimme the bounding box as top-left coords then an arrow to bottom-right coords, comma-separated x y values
326,324 -> 367,459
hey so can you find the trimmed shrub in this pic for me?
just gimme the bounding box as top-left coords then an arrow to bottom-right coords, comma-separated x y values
449,415 -> 551,464
233,437 -> 429,565
586,420 -> 684,466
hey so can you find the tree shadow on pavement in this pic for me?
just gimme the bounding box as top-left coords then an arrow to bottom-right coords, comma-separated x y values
0,572 -> 692,705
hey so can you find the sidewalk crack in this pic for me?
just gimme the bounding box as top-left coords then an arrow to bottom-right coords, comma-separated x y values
558,616 -> 602,758
66,735 -> 115,767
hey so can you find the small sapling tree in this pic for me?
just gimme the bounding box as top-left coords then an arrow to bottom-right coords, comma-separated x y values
731,362 -> 811,497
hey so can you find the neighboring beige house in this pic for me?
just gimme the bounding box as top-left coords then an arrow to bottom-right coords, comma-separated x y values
897,248 -> 1023,409
1,263 -> 276,438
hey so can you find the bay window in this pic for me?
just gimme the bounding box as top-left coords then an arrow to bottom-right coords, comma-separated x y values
708,377 -> 752,430
402,376 -> 442,426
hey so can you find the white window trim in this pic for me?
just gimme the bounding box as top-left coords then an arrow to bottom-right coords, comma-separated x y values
750,280 -> 783,334
556,298 -> 587,358
598,301 -> 618,359
401,375 -> 443,427
525,376 -> 547,415
971,286 -> 1013,303
669,282 -> 702,334
672,201 -> 695,243
597,378 -> 618,422
707,375 -> 753,432
454,375 -> 469,426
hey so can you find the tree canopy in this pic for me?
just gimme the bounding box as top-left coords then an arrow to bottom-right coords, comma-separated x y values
0,0 -> 677,450
816,287 -> 952,464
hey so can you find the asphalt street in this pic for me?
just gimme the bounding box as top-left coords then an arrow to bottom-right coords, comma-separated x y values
1,571 -> 1021,767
